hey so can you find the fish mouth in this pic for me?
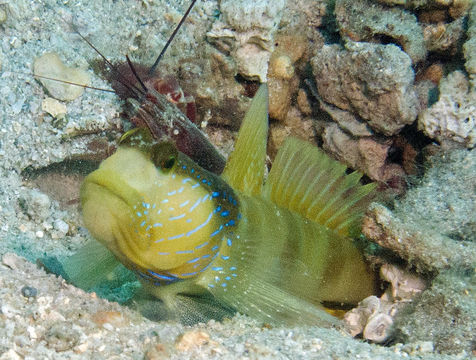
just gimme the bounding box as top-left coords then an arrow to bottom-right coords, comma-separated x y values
80,169 -> 153,268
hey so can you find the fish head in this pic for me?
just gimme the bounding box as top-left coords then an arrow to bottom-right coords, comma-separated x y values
81,128 -> 234,278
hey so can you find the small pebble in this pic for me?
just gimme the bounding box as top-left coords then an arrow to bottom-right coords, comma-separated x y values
21,285 -> 38,298
176,330 -> 210,352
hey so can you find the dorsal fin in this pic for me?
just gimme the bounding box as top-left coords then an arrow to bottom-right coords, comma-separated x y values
221,84 -> 268,196
262,138 -> 376,237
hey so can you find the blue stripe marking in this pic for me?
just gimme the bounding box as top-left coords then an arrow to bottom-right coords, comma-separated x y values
225,276 -> 231,280
191,183 -> 200,189
153,223 -> 163,227
168,233 -> 184,240
187,257 -> 200,264
227,238 -> 232,247
178,186 -> 184,193
210,225 -> 223,237
140,220 -> 146,227
167,190 -> 176,196
230,266 -> 237,271
154,238 -> 164,243
176,250 -> 194,254
186,212 -> 213,236
147,270 -> 176,281
143,210 -> 148,215
189,198 -> 201,212
232,273 -> 237,277
179,200 -> 190,207
169,213 -> 185,221
182,178 -> 192,184
158,252 -> 169,255
221,283 -> 227,287
212,245 -> 219,251
195,241 -> 209,250
181,271 -> 198,277
212,266 -> 223,271
202,254 -> 211,258
221,255 -> 230,260
136,212 -> 142,217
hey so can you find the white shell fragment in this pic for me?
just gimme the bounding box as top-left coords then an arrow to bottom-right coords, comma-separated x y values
33,52 -> 91,101
344,264 -> 426,343
363,313 -> 394,343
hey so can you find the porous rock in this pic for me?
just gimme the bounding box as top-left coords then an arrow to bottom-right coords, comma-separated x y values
418,71 -> 476,148
207,0 -> 286,82
322,123 -> 406,188
464,0 -> 476,87
422,17 -> 466,55
335,0 -> 426,64
311,42 -> 419,136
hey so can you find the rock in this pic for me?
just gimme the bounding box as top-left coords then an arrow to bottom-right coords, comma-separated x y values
175,330 -> 210,352
207,0 -> 286,82
33,52 -> 90,101
380,264 -> 426,301
363,313 -> 393,343
393,271 -> 475,355
268,76 -> 299,122
335,0 -> 426,64
319,101 -> 373,137
311,42 -> 419,136
418,71 -> 476,148
19,189 -> 51,223
41,97 -> 67,119
44,322 -> 80,352
322,123 -> 406,189
464,1 -> 476,87
267,33 -> 307,121
362,203 -> 476,272
422,17 -> 466,55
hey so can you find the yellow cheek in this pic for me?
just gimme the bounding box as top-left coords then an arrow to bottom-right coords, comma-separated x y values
129,174 -> 222,275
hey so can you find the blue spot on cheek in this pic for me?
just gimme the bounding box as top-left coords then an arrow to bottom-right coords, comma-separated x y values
225,276 -> 231,280
227,238 -> 232,247
212,191 -> 220,198
221,283 -> 227,287
221,210 -> 230,217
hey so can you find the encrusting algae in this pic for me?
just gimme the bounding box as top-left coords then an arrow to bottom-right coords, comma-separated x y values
65,84 -> 377,326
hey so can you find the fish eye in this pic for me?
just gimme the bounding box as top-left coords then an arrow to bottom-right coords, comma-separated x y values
119,128 -> 154,151
151,142 -> 178,173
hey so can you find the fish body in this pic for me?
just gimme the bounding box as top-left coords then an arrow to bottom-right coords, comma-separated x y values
79,85 -> 376,325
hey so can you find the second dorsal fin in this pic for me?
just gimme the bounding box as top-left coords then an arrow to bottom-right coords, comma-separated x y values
221,84 -> 268,196
262,138 -> 376,237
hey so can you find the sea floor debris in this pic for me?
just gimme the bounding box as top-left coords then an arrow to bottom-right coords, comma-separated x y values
0,0 -> 474,358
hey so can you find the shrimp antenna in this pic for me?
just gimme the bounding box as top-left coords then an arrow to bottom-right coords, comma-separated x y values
70,23 -> 147,98
125,55 -> 148,93
148,0 -> 198,75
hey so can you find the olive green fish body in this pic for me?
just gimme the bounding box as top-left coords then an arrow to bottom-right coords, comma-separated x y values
78,85 -> 376,325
